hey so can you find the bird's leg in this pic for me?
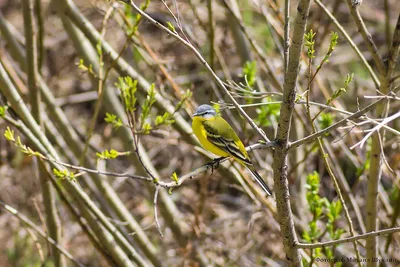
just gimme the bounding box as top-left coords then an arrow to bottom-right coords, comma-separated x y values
212,157 -> 224,169
206,157 -> 225,174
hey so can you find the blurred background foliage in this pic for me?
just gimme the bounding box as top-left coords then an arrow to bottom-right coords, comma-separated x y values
0,0 -> 399,266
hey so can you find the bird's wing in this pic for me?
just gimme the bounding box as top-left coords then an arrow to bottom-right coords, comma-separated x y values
203,117 -> 251,165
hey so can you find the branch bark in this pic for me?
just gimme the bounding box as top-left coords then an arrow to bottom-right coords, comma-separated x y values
272,0 -> 311,265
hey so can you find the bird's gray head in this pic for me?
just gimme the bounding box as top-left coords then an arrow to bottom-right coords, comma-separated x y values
192,104 -> 217,119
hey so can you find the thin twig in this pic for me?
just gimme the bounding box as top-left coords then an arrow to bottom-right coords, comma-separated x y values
283,0 -> 290,74
304,35 -> 361,264
207,0 -> 214,69
80,5 -> 115,164
383,0 -> 391,50
219,96 -> 400,136
153,186 -> 163,237
387,14 -> 400,80
5,111 -> 274,189
350,111 -> 400,149
296,227 -> 400,249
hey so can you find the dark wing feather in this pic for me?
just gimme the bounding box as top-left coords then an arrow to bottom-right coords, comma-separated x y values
203,118 -> 273,195
203,120 -> 251,164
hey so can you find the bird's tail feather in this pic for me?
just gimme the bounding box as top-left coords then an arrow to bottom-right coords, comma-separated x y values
247,166 -> 272,196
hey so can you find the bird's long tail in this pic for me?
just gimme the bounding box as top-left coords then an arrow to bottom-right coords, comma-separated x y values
246,165 -> 272,196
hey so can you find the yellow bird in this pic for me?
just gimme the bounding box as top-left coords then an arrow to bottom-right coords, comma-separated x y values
192,104 -> 272,195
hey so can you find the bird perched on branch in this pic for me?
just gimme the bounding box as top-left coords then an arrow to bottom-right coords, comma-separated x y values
192,104 -> 272,196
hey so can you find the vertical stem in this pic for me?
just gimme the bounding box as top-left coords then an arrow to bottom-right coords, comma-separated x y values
365,132 -> 381,266
207,0 -> 214,69
22,0 -> 64,266
283,0 -> 290,74
38,161 -> 65,267
383,0 -> 391,50
365,13 -> 400,267
273,0 -> 311,265
35,0 -> 44,71
22,0 -> 40,119
78,6 -> 111,165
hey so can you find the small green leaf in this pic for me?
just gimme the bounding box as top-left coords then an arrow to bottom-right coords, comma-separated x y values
154,112 -> 174,126
295,93 -> 304,103
302,231 -> 311,242
78,59 -> 86,71
171,172 -> 179,184
212,103 -> 221,114
304,29 -> 316,59
96,149 -> 123,160
141,123 -> 152,134
53,168 -> 75,181
105,112 -> 123,128
4,127 -> 15,141
318,113 -> 335,129
326,73 -> 353,105
0,106 -> 8,118
116,77 -> 138,113
242,61 -> 257,87
254,98 -> 280,127
322,32 -> 339,64
140,84 -> 156,127
172,89 -> 192,114
96,41 -> 102,55
167,22 -> 176,32
334,228 -> 345,239
77,59 -> 96,77
155,115 -> 164,126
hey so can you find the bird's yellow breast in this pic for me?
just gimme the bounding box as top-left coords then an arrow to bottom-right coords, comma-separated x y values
192,117 -> 230,158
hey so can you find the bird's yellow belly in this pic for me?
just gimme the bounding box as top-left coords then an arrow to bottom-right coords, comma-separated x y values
192,118 -> 230,157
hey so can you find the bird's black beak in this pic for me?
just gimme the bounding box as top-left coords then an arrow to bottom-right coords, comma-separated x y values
192,112 -> 198,117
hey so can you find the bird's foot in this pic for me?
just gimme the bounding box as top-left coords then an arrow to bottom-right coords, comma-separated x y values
206,157 -> 225,174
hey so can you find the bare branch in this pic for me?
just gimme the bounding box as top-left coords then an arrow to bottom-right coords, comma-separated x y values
296,227 -> 400,249
153,186 -> 163,237
350,111 -> 400,149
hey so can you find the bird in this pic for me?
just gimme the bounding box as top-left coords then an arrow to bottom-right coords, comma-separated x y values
192,104 -> 272,196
